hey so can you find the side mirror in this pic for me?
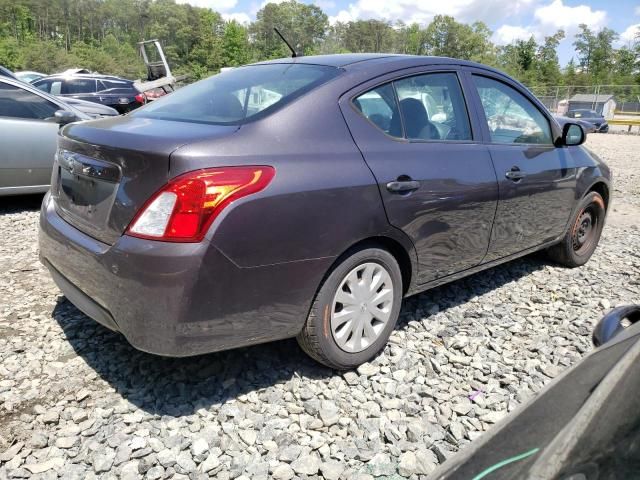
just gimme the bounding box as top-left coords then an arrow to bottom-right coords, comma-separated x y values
593,305 -> 640,347
53,110 -> 78,125
562,123 -> 585,146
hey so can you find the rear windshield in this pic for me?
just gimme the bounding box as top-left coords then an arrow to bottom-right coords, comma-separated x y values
132,63 -> 341,125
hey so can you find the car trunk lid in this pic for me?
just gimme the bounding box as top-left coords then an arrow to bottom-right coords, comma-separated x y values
52,116 -> 239,245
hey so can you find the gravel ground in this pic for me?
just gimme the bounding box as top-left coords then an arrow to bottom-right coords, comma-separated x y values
1,134 -> 639,480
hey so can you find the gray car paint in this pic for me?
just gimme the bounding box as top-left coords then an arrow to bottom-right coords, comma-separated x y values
39,54 -> 611,357
0,77 -> 93,196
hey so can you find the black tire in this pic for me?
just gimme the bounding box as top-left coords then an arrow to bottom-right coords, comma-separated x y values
547,191 -> 606,267
297,247 -> 403,370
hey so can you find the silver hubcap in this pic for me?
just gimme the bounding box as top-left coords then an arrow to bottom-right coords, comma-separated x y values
331,262 -> 394,353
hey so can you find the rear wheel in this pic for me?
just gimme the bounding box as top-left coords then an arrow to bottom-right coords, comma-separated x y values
297,247 -> 402,370
547,192 -> 606,267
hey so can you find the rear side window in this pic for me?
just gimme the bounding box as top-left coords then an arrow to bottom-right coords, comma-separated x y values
132,64 -> 341,125
0,82 -> 59,120
353,83 -> 401,137
354,71 -> 472,141
62,79 -> 97,94
473,75 -> 552,145
98,80 -> 130,91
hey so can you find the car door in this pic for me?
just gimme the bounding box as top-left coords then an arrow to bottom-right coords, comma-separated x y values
0,80 -> 61,191
341,68 -> 498,284
464,72 -> 577,261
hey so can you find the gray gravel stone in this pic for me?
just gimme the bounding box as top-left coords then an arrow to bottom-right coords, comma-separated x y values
290,453 -> 320,475
271,463 -> 294,480
321,460 -> 344,480
319,400 -> 340,427
367,452 -> 396,476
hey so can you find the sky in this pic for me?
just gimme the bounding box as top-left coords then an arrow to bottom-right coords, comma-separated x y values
177,0 -> 640,64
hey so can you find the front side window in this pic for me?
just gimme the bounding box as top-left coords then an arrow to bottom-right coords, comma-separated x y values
353,83 -> 401,137
473,75 -> 552,145
132,63 -> 341,125
394,72 -> 472,141
0,82 -> 59,120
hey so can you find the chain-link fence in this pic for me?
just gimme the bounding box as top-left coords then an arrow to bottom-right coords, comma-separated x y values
526,85 -> 640,117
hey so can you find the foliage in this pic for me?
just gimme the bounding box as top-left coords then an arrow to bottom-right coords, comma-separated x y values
0,0 -> 637,89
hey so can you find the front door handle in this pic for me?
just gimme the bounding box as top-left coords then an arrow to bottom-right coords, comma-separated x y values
386,179 -> 420,193
505,166 -> 526,182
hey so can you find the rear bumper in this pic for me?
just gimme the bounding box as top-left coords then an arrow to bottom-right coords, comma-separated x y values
39,193 -> 329,356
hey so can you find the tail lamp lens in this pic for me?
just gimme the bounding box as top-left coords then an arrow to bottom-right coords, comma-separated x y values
126,166 -> 275,242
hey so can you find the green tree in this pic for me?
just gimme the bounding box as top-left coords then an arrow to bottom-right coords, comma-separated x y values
221,20 -> 250,67
423,15 -> 494,62
591,28 -> 618,82
499,36 -> 538,84
343,20 -> 394,53
251,1 -> 327,58
536,30 -> 565,85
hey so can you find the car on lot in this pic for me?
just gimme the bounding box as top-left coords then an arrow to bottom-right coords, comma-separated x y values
39,54 -> 611,369
566,109 -> 609,133
554,114 -> 597,134
15,70 -> 47,83
32,73 -> 146,114
0,76 -> 117,196
432,305 -> 640,480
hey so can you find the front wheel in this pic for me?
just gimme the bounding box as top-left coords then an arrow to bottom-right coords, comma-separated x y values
547,191 -> 606,267
297,247 -> 403,370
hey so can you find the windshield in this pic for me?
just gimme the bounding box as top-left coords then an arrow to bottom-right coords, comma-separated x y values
132,63 -> 341,125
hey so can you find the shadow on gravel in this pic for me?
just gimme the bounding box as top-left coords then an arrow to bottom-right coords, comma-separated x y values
52,253 -> 547,416
0,194 -> 45,214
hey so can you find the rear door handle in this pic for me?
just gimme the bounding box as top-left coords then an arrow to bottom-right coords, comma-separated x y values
505,166 -> 526,182
386,179 -> 420,193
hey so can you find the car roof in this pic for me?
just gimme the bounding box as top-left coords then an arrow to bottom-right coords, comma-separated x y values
37,73 -> 132,82
251,53 -> 507,76
253,53 -> 491,68
253,53 -> 404,67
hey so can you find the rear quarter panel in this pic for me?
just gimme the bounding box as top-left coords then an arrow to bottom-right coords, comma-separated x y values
169,77 -> 416,268
166,77 -> 419,340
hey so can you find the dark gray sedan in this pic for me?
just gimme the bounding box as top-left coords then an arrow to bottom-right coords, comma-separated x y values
567,109 -> 609,133
39,54 -> 611,368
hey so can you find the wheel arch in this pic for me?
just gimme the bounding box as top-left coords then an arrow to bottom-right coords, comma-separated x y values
321,234 -> 417,297
586,180 -> 610,209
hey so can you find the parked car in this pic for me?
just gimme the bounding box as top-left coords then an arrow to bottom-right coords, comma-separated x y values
15,70 -> 46,83
566,108 -> 609,133
554,114 -> 597,134
432,305 -> 640,480
39,54 -> 611,369
32,73 -> 146,114
0,76 -> 117,196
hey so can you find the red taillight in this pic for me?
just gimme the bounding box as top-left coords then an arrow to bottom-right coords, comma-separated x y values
126,166 -> 275,242
135,93 -> 146,104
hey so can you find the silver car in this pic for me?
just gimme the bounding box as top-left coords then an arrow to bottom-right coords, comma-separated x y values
0,76 -> 117,196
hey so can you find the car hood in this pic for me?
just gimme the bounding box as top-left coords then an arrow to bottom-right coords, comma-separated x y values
60,97 -> 119,117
